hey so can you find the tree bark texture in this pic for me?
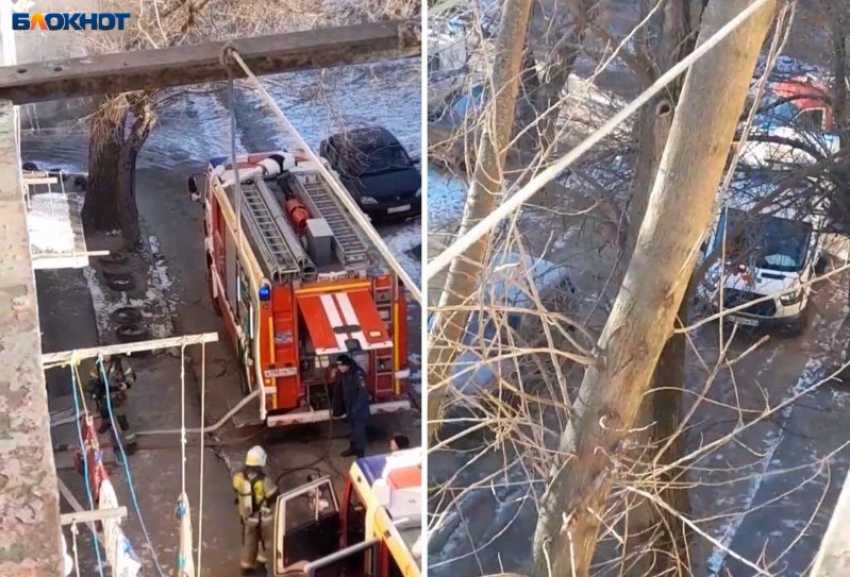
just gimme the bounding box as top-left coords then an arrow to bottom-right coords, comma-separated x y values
428,0 -> 535,438
82,96 -> 154,250
616,3 -> 702,574
530,2 -> 777,576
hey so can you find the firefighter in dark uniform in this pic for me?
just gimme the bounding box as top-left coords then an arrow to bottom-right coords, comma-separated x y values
233,445 -> 278,575
331,354 -> 370,459
88,354 -> 137,453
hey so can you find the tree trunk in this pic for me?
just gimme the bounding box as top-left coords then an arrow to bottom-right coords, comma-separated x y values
82,99 -> 125,233
428,0 -> 535,438
616,3 -> 700,575
82,97 -> 153,250
530,2 -> 777,576
117,111 -> 154,250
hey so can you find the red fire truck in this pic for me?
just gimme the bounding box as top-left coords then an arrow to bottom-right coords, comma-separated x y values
190,149 -> 411,426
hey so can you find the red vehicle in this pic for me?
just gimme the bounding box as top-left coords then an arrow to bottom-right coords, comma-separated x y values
770,75 -> 834,133
271,448 -> 422,577
190,149 -> 411,426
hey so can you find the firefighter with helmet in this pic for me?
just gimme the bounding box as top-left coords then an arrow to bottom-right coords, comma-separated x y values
233,445 -> 278,574
88,353 -> 137,454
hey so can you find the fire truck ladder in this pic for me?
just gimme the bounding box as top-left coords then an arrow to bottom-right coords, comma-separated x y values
240,179 -> 305,281
294,174 -> 370,267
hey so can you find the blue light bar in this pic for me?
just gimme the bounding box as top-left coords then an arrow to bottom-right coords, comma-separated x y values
258,284 -> 271,302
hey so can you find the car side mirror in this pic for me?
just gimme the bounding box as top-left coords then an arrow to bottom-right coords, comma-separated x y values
187,174 -> 202,202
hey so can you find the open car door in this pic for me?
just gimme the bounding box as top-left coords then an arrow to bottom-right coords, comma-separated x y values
303,539 -> 379,577
273,476 -> 341,576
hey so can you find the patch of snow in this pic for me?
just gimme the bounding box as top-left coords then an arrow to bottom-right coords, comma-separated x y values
148,235 -> 173,292
382,224 -> 422,286
141,95 -> 247,170
706,343 -> 828,575
428,163 -> 466,230
28,192 -> 80,253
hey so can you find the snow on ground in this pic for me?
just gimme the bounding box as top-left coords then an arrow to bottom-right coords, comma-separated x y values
143,62 -> 422,169
383,226 -> 422,286
141,93 -> 247,171
28,192 -> 82,254
428,163 -> 466,231
706,353 -> 825,575
147,235 -> 174,293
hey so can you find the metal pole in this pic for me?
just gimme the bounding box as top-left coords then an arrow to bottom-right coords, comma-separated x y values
60,507 -> 128,527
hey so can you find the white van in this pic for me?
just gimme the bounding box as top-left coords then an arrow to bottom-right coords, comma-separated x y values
697,178 -> 828,336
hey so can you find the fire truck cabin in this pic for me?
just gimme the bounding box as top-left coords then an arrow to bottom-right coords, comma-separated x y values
199,150 -> 411,426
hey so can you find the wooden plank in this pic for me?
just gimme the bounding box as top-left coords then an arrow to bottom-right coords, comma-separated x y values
0,20 -> 420,104
31,250 -> 110,259
23,177 -> 58,185
60,507 -> 127,527
41,332 -> 220,366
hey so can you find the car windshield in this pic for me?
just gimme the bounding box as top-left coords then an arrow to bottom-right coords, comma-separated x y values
714,207 -> 812,273
334,135 -> 411,176
759,101 -> 798,129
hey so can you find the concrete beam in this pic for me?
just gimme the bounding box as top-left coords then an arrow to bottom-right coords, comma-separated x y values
0,20 -> 420,104
0,100 -> 62,575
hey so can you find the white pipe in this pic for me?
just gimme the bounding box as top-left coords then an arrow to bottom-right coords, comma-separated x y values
52,388 -> 262,436
135,388 -> 261,437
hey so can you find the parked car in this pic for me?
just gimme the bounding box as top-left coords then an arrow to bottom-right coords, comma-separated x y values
696,177 -> 829,336
428,252 -> 576,396
319,126 -> 421,220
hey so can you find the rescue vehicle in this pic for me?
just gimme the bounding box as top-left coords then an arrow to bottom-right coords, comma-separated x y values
190,149 -> 411,426
271,447 -> 422,577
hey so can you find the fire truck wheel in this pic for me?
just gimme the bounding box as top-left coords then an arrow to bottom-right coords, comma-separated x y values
116,323 -> 150,343
111,307 -> 144,325
100,252 -> 130,267
22,161 -> 38,171
106,274 -> 135,292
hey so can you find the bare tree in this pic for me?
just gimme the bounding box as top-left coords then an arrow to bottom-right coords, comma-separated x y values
529,2 -> 778,576
428,0 -> 535,436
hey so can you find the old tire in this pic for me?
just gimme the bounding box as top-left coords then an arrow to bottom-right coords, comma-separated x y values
111,307 -> 143,325
102,265 -> 132,280
116,323 -> 150,343
100,252 -> 130,267
106,274 -> 135,292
